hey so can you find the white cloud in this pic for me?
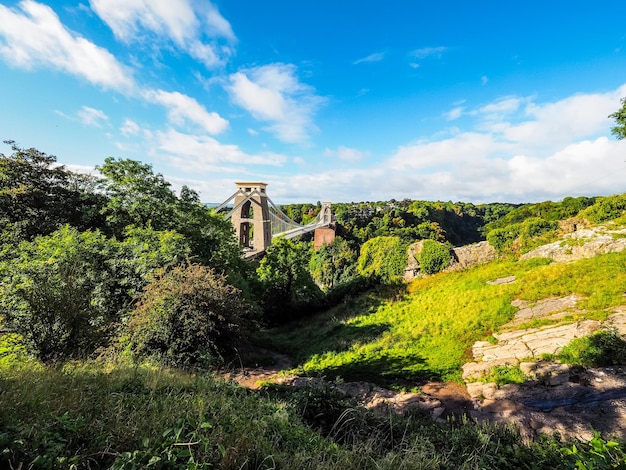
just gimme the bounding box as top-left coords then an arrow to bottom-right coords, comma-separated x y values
120,118 -> 140,136
411,46 -> 447,59
90,0 -> 235,67
0,0 -> 134,91
228,63 -> 325,143
264,84 -> 626,204
481,75 -> 489,85
478,96 -> 524,116
155,129 -> 287,171
78,106 -> 109,127
500,91 -> 622,150
325,146 -> 367,162
445,106 -> 464,121
353,52 -> 385,65
143,89 -> 228,134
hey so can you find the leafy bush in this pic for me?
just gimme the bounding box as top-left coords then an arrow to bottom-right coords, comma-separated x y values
309,237 -> 358,289
520,217 -> 558,239
558,329 -> 626,366
486,224 -> 520,255
356,236 -> 408,283
125,263 -> 256,369
580,194 -> 626,224
417,240 -> 451,274
0,226 -> 118,363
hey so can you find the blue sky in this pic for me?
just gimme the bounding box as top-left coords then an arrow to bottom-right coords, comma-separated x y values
1,1 -> 626,204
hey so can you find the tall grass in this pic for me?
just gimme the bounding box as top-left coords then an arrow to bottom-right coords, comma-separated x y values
265,252 -> 626,384
1,361 -> 598,469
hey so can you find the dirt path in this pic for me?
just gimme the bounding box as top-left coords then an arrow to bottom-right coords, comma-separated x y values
225,347 -> 294,389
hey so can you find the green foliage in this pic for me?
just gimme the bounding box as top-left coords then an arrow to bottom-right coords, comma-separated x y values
97,158 -> 243,277
487,217 -> 558,256
0,226 -> 118,363
97,157 -> 178,234
356,236 -> 408,283
580,194 -> 626,224
331,199 -> 517,247
268,251 -> 626,385
0,141 -> 105,242
487,224 -> 521,255
609,96 -> 626,140
125,263 -> 255,369
520,217 -> 558,239
0,224 -> 191,364
115,225 -> 191,299
309,236 -> 358,289
486,197 -> 595,231
558,329 -> 626,367
4,363 -> 613,470
257,238 -> 322,324
417,240 -> 451,274
562,432 -> 626,469
484,364 -> 526,386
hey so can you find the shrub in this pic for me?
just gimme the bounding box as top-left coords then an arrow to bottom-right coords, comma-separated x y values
125,263 -> 256,369
257,238 -> 323,324
580,194 -> 626,224
356,236 -> 408,283
0,226 -> 117,363
558,329 -> 626,367
417,240 -> 451,274
520,217 -> 558,239
486,224 -> 520,255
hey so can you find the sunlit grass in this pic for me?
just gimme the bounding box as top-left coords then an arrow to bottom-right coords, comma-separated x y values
265,252 -> 626,384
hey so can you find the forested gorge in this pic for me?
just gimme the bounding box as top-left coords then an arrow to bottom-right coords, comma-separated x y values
0,140 -> 608,368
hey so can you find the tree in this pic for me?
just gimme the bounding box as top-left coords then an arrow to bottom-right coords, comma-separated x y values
97,158 -> 245,280
97,157 -> 178,235
0,141 -> 100,242
0,226 -> 117,362
309,237 -> 358,289
609,97 -> 626,140
124,263 -> 255,369
257,238 -> 322,324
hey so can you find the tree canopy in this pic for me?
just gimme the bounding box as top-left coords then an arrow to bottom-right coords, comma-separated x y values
609,97 -> 626,140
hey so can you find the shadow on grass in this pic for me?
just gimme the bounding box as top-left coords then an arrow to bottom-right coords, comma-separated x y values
304,352 -> 440,387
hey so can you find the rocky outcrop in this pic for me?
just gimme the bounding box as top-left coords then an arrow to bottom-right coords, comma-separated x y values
404,240 -> 498,281
462,295 -> 602,380
448,241 -> 498,271
520,226 -> 626,262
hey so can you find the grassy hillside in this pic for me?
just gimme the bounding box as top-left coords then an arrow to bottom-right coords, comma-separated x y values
263,250 -> 626,384
2,360 -> 616,469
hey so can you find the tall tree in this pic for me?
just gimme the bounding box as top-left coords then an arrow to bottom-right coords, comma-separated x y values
609,97 -> 626,140
257,238 -> 322,324
0,141 -> 100,242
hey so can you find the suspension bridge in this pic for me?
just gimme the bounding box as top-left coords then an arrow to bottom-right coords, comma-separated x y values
213,182 -> 335,257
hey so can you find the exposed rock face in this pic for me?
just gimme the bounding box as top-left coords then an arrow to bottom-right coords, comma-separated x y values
448,241 -> 498,271
467,367 -> 626,442
462,295 -> 603,381
520,226 -> 626,262
404,240 -> 498,281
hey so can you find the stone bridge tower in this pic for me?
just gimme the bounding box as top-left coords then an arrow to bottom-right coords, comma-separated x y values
231,182 -> 272,253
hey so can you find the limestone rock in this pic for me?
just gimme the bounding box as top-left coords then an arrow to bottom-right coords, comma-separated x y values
448,241 -> 498,271
520,226 -> 626,263
466,382 -> 485,399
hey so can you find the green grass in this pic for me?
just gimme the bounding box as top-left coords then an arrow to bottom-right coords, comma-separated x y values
263,251 -> 626,385
3,360 -> 619,469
